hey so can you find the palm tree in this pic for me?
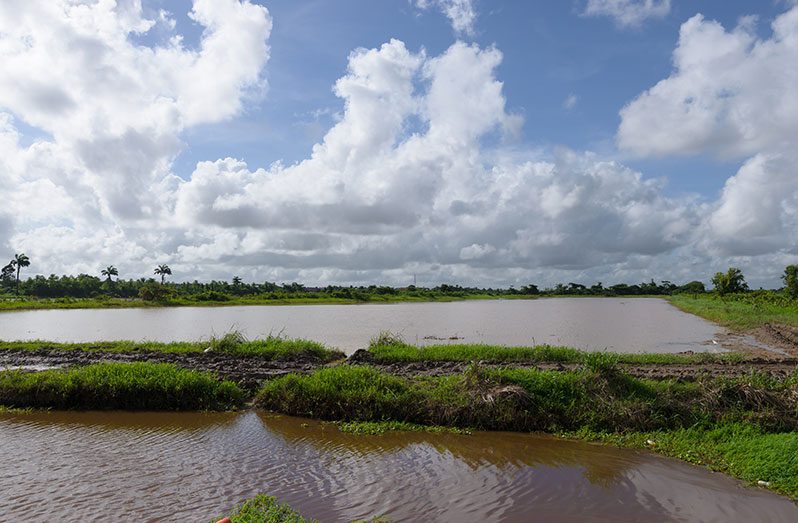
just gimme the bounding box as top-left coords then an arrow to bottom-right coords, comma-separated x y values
154,264 -> 172,284
101,265 -> 118,283
12,253 -> 30,295
232,276 -> 242,286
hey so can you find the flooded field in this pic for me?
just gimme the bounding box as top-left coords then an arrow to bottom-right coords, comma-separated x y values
0,410 -> 794,522
0,298 -> 726,354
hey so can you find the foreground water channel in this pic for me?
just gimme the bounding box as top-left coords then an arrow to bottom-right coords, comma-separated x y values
0,298 -> 726,354
0,410 -> 795,522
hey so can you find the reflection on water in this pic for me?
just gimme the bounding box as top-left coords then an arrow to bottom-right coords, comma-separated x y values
1,410 -> 795,522
0,298 -> 727,354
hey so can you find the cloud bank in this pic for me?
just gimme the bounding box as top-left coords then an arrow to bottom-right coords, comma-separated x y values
0,1 -> 796,288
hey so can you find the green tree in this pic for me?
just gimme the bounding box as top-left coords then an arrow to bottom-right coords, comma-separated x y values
101,265 -> 118,283
232,276 -> 242,286
711,267 -> 748,296
12,253 -> 30,295
1,262 -> 15,291
783,265 -> 798,298
154,264 -> 172,284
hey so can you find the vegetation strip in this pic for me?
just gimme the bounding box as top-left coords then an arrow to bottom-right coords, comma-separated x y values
0,333 -> 344,362
365,333 -> 746,365
668,293 -> 798,331
0,362 -> 245,410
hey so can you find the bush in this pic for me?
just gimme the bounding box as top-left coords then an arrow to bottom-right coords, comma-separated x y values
138,282 -> 176,302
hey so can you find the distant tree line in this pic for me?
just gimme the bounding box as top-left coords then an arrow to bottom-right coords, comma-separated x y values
2,252 -> 798,302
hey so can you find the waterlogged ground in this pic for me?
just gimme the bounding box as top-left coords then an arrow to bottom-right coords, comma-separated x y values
0,298 -> 729,354
0,411 -> 796,522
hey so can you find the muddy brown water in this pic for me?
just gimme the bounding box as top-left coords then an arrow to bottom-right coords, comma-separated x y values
0,298 -> 728,355
0,411 -> 795,522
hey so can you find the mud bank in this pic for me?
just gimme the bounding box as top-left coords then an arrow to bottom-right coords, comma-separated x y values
0,348 -> 326,391
2,343 -> 797,386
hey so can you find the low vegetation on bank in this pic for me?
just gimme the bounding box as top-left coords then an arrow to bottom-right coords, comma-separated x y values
366,333 -> 741,364
668,292 -> 798,331
0,333 -> 344,362
256,364 -> 798,433
0,362 -> 245,410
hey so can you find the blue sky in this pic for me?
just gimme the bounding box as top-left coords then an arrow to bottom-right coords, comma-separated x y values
169,0 -> 784,198
1,0 -> 797,287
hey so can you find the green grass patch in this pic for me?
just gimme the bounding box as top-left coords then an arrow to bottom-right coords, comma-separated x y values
0,334 -> 344,362
214,494 -> 389,523
367,337 -> 739,365
668,293 -> 798,331
214,494 -> 316,523
0,362 -> 246,410
337,420 -> 472,435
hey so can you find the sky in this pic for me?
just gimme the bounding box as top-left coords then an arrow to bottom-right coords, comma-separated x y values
1,0 -> 797,288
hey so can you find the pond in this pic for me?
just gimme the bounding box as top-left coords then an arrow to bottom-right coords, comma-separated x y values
0,411 -> 794,522
0,298 -> 726,354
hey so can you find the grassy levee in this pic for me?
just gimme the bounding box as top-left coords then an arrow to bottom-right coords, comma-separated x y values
0,362 -> 246,410
668,292 -> 798,331
0,334 -> 345,362
256,364 -> 798,498
367,337 -> 742,364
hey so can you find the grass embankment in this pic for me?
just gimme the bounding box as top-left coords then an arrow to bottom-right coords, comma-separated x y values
367,335 -> 741,364
0,362 -> 245,410
668,293 -> 798,331
256,364 -> 798,498
0,334 -> 344,362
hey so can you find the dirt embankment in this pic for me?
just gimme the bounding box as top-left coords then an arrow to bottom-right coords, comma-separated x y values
346,349 -> 798,381
2,324 -> 797,385
752,324 -> 798,357
0,349 -> 326,391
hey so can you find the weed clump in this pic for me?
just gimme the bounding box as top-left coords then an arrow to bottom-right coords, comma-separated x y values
215,494 -> 317,523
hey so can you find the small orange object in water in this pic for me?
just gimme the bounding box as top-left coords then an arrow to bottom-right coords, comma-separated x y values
216,518 -> 232,523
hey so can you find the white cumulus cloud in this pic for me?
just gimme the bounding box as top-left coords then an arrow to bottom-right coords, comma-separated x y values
414,0 -> 477,36
583,0 -> 671,28
618,6 -> 798,259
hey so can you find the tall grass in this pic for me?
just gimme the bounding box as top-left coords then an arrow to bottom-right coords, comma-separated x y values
0,362 -> 245,410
